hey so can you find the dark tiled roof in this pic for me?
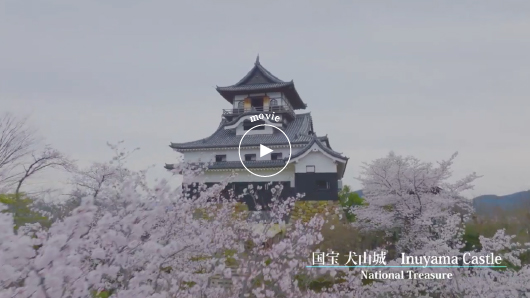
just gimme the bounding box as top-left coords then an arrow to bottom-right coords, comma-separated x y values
232,55 -> 285,85
317,135 -> 330,147
170,113 -> 315,150
290,136 -> 348,161
216,57 -> 306,110
217,82 -> 294,92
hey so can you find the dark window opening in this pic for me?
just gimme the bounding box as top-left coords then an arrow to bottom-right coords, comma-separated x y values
306,165 -> 315,173
245,154 -> 256,161
243,120 -> 252,130
316,180 -> 330,190
215,155 -> 226,162
271,153 -> 282,160
244,120 -> 265,130
251,97 -> 264,111
253,120 -> 265,130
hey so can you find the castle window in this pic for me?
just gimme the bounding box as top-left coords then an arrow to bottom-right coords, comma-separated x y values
245,154 -> 256,161
243,120 -> 265,130
243,120 -> 253,130
254,120 -> 265,130
306,165 -> 315,173
215,155 -> 226,162
316,180 -> 330,190
271,153 -> 282,160
270,98 -> 278,111
250,97 -> 264,111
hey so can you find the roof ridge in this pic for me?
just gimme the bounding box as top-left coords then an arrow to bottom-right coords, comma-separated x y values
255,63 -> 284,83
225,59 -> 285,87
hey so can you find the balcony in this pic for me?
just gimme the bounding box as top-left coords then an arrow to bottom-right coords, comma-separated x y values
222,105 -> 295,119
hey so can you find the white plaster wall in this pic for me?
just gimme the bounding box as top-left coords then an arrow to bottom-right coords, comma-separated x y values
294,151 -> 338,173
234,94 -> 246,104
281,93 -> 293,110
266,92 -> 282,99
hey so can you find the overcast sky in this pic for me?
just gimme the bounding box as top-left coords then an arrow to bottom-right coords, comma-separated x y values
1,1 -> 529,197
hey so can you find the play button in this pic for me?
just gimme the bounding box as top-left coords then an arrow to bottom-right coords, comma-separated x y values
238,124 -> 292,178
259,144 -> 273,157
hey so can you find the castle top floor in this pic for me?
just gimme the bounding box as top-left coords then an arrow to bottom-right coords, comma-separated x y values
216,56 -> 306,121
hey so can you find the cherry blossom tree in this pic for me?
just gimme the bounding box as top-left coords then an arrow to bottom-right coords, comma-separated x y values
2,148 -> 529,297
351,152 -> 530,297
0,144 -> 337,298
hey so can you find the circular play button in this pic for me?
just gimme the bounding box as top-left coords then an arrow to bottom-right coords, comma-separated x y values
238,124 -> 292,178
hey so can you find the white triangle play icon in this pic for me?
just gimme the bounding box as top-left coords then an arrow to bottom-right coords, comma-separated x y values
260,144 -> 273,158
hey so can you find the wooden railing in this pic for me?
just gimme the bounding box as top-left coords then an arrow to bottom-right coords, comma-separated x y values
222,105 -> 294,118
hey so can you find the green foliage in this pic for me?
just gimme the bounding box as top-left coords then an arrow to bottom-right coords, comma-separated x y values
221,249 -> 238,266
308,276 -> 334,292
225,257 -> 238,266
223,249 -> 237,257
193,268 -> 207,274
92,289 -> 112,298
290,201 -> 335,223
461,225 -> 482,252
519,250 -> 530,266
0,193 -> 50,231
181,281 -> 196,288
244,239 -> 255,251
295,271 -> 347,293
232,202 -> 249,220
462,208 -> 530,263
338,185 -> 366,222
234,202 -> 249,213
194,203 -> 249,221
192,207 -> 213,220
189,255 -> 212,262
160,266 -> 172,273
382,205 -> 394,212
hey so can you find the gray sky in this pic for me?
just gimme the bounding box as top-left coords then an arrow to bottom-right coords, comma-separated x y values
1,1 -> 529,197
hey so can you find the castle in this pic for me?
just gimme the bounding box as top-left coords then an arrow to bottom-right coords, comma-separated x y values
166,57 -> 348,210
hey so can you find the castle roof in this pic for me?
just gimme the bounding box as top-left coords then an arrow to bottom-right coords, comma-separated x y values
170,113 -> 316,150
290,136 -> 348,161
216,56 -> 306,110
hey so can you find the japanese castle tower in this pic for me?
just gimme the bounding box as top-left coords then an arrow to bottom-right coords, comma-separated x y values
166,57 -> 348,207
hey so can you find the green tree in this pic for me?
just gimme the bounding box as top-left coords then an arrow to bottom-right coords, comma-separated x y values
0,193 -> 50,231
338,185 -> 365,222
